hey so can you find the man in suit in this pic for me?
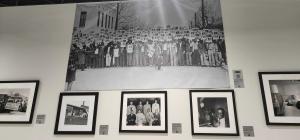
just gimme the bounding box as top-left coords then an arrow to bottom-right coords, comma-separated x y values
145,108 -> 154,126
113,42 -> 120,67
207,40 -> 216,66
198,40 -> 207,66
126,42 -> 134,66
120,41 -> 127,67
137,101 -> 143,113
127,101 -> 136,115
127,109 -> 136,125
152,109 -> 160,126
176,39 -> 184,66
143,101 -> 151,115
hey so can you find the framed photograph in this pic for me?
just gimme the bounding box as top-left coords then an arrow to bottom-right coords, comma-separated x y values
189,90 -> 239,136
54,92 -> 98,134
259,72 -> 300,125
0,80 -> 39,124
119,91 -> 167,133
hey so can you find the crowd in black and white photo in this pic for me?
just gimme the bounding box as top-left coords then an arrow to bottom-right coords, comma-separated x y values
67,27 -> 227,71
126,98 -> 161,126
66,27 -> 227,90
65,0 -> 230,91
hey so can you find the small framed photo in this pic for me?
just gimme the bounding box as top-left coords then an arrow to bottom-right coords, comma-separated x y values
189,90 -> 239,136
119,91 -> 168,133
0,81 -> 39,123
259,72 -> 300,125
54,92 -> 98,134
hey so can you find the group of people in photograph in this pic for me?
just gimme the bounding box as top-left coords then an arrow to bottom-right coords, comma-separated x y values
126,99 -> 161,126
67,27 -> 227,71
65,27 -> 227,90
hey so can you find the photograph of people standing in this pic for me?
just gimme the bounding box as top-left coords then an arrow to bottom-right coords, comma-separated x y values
65,0 -> 229,91
125,98 -> 161,126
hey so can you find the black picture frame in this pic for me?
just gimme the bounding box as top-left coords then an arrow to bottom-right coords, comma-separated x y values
119,91 -> 168,133
259,71 -> 300,125
0,80 -> 39,124
189,90 -> 239,136
54,92 -> 98,134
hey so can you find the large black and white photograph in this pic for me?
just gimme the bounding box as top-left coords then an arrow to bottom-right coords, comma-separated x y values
259,72 -> 300,125
54,92 -> 98,134
65,0 -> 229,91
0,81 -> 39,123
190,90 -> 239,136
119,91 -> 167,133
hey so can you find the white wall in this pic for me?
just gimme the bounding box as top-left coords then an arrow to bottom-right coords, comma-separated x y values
1,0 -> 300,139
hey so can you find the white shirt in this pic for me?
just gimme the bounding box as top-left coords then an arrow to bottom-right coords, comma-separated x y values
218,118 -> 226,128
127,44 -> 133,53
114,48 -> 119,57
152,103 -> 160,113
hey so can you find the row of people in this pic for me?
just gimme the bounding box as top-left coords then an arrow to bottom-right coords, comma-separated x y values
127,108 -> 160,126
126,100 -> 160,126
127,100 -> 160,115
68,37 -> 226,71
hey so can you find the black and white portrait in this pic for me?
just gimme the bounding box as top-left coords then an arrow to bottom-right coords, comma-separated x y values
198,97 -> 230,128
65,0 -> 229,91
126,98 -> 161,126
64,100 -> 89,125
190,90 -> 239,136
54,92 -> 98,134
119,91 -> 167,133
259,72 -> 300,125
0,81 -> 39,123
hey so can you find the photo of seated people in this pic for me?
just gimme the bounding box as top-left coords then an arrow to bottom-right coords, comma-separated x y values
269,80 -> 300,117
126,98 -> 161,126
197,97 -> 230,128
